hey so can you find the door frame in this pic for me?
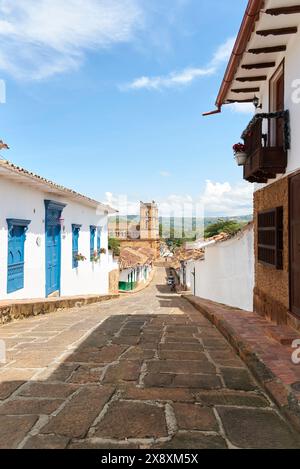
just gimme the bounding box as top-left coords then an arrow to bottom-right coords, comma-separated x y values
289,172 -> 300,316
44,200 -> 66,297
269,60 -> 285,146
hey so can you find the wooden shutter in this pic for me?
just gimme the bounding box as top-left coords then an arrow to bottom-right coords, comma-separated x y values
97,227 -> 101,254
257,207 -> 283,269
290,174 -> 300,316
72,225 -> 80,269
7,225 -> 26,293
90,226 -> 96,260
6,219 -> 31,294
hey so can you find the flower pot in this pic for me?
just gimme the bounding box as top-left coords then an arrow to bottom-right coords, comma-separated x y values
234,152 -> 248,166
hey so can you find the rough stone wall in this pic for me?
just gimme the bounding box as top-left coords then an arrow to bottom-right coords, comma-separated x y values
253,176 -> 289,324
109,269 -> 120,294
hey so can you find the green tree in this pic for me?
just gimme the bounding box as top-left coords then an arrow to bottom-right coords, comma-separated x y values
204,219 -> 244,239
108,238 -> 120,256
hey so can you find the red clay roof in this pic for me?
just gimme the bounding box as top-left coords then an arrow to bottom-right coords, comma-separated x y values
203,0 -> 265,115
0,159 -> 117,213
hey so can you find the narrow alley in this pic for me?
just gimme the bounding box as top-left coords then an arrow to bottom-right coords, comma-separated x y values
0,268 -> 299,449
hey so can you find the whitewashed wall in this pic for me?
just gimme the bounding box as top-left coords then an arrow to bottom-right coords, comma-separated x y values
0,178 -> 110,300
189,226 -> 254,311
107,251 -> 119,273
257,23 -> 300,191
119,269 -> 132,283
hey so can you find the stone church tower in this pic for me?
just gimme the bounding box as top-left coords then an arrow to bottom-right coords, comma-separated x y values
140,201 -> 159,240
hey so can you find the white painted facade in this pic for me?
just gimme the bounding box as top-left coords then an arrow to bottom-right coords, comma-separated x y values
255,27 -> 300,189
119,264 -> 152,289
107,251 -> 119,273
181,226 -> 254,311
0,161 -> 116,300
224,0 -> 300,190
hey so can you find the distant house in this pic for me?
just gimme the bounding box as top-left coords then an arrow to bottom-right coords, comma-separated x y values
0,160 -> 117,300
119,246 -> 154,291
206,0 -> 300,325
179,226 -> 254,311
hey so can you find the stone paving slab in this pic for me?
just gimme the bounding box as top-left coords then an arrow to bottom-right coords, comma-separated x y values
0,268 -> 299,449
184,294 -> 300,433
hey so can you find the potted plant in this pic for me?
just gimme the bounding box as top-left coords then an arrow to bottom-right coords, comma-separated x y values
74,253 -> 86,262
100,247 -> 107,255
91,250 -> 100,262
233,143 -> 247,166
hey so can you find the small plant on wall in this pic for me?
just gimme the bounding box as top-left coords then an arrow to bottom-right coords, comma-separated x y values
233,142 -> 247,166
100,248 -> 107,254
74,253 -> 86,262
91,250 -> 100,262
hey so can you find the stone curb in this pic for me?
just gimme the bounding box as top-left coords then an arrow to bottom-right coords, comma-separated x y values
0,294 -> 120,325
183,294 -> 300,433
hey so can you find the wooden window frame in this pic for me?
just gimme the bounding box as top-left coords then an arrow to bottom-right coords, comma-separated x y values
257,207 -> 283,270
90,226 -> 96,261
268,60 -> 285,146
72,224 -> 81,269
97,227 -> 102,255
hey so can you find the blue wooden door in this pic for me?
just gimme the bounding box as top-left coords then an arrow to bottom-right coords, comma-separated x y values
45,208 -> 62,296
7,225 -> 25,293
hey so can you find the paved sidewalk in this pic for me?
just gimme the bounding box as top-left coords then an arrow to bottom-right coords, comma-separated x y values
184,295 -> 300,433
0,269 -> 300,449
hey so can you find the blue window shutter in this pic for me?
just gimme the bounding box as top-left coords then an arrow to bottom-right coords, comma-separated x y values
90,226 -> 96,260
7,219 -> 31,294
72,224 -> 81,268
97,227 -> 101,254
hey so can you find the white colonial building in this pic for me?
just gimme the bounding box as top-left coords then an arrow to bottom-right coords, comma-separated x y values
180,225 -> 255,312
0,159 -> 116,300
206,0 -> 300,326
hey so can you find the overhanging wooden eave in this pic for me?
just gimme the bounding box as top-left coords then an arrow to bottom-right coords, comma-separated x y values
266,6 -> 300,16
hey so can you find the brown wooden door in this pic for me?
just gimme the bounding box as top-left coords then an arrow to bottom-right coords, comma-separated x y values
275,73 -> 284,147
290,174 -> 300,316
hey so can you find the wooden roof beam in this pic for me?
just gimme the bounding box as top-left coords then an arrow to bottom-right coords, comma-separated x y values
227,99 -> 254,103
236,75 -> 267,82
242,62 -> 275,70
266,6 -> 300,16
257,27 -> 298,36
248,45 -> 287,54
231,87 -> 260,93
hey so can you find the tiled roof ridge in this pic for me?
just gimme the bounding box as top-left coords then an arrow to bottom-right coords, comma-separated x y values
0,159 -> 116,213
119,246 -> 152,269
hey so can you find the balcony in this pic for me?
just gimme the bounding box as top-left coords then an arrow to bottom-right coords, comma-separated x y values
242,111 -> 290,183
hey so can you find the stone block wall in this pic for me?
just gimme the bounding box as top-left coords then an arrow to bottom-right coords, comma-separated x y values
253,176 -> 289,324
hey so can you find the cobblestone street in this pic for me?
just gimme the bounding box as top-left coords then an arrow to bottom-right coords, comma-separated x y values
0,268 -> 299,449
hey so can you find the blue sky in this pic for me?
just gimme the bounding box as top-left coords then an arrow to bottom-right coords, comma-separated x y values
0,0 -> 254,216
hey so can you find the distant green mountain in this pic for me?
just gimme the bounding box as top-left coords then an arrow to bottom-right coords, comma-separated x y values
109,214 -> 253,239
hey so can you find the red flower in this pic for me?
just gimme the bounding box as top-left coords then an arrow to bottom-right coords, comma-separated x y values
233,143 -> 246,153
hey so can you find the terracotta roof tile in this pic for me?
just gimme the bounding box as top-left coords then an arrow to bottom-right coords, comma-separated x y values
0,159 -> 116,213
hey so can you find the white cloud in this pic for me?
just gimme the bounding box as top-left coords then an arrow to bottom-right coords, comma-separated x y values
103,180 -> 253,218
200,180 -> 253,216
122,36 -> 235,91
0,0 -> 143,79
103,192 -> 140,215
229,102 -> 254,115
159,170 -> 172,177
211,37 -> 235,66
122,67 -> 215,91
